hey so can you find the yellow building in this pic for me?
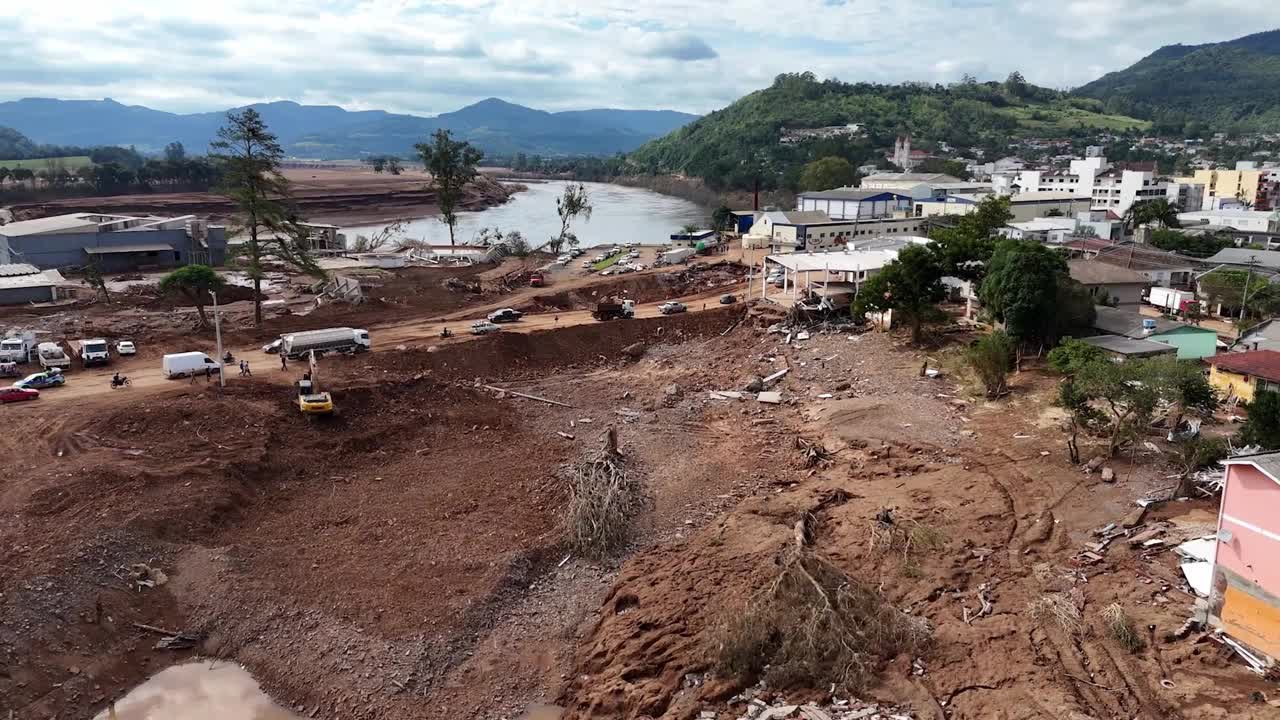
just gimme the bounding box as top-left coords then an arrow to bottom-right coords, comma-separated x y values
1177,169 -> 1274,210
1207,350 -> 1280,404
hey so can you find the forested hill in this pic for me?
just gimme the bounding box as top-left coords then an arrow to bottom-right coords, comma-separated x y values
626,72 -> 1147,190
1074,29 -> 1280,134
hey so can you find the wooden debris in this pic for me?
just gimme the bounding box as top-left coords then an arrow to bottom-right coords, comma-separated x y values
556,432 -> 576,440
481,384 -> 574,408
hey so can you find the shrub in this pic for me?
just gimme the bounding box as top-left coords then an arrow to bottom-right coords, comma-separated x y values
967,330 -> 1014,399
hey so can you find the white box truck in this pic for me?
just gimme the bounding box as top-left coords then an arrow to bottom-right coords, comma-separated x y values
0,331 -> 37,363
162,352 -> 220,379
36,342 -> 71,370
279,327 -> 371,360
76,338 -> 111,367
661,247 -> 696,265
1148,287 -> 1194,314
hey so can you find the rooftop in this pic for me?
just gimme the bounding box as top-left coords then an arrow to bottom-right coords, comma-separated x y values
861,172 -> 962,184
767,238 -> 929,273
797,187 -> 907,201
763,210 -> 834,225
1209,350 -> 1280,382
1068,259 -> 1149,286
1086,243 -> 1197,271
1204,248 -> 1280,270
0,269 -> 65,290
1093,305 -> 1209,338
0,212 -> 191,238
0,263 -> 41,277
1009,218 -> 1078,233
1078,335 -> 1177,357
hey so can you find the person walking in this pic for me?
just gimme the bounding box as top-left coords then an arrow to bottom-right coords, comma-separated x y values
243,360 -> 251,377
238,360 -> 246,376
280,353 -> 288,371
204,365 -> 212,383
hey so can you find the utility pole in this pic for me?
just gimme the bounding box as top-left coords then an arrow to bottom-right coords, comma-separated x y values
1240,255 -> 1259,326
209,290 -> 225,388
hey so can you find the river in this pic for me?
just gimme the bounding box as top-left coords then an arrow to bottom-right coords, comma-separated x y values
344,180 -> 707,249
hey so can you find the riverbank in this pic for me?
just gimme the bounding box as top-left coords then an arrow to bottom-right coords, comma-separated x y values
7,168 -> 523,227
610,174 -> 794,212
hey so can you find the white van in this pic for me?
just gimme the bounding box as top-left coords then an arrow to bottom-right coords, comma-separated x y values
162,352 -> 220,379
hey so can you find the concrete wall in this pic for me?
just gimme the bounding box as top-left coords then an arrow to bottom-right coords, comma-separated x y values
0,285 -> 56,306
1210,365 -> 1258,403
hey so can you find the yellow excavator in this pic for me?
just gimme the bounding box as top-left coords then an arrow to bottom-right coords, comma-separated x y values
296,350 -> 335,415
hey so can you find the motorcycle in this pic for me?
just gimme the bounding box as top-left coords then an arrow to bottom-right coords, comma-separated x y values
223,351 -> 235,364
110,375 -> 131,389
440,327 -> 452,338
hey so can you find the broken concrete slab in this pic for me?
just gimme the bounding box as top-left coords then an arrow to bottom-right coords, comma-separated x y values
762,368 -> 790,385
757,391 -> 782,404
1101,467 -> 1116,483
1119,505 -> 1146,529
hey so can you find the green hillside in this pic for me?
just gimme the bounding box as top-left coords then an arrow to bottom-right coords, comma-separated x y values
626,72 -> 1147,190
1075,29 -> 1280,133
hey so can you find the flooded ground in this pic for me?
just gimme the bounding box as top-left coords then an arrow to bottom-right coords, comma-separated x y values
93,661 -> 298,720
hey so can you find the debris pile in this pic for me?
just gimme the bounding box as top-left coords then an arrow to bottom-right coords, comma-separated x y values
717,680 -> 913,720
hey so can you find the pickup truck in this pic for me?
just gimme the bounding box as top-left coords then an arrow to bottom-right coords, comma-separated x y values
487,308 -> 523,323
471,321 -> 501,335
36,342 -> 71,371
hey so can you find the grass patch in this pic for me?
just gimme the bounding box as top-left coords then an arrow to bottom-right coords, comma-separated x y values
869,516 -> 949,560
0,155 -> 92,171
708,551 -> 931,693
1029,590 -> 1084,635
1000,105 -> 1150,133
592,252 -> 625,272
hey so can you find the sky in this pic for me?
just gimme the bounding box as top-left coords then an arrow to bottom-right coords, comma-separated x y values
1,0 -> 1278,117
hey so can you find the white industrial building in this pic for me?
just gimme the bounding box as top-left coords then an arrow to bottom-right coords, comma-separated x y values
1006,156 -> 1171,216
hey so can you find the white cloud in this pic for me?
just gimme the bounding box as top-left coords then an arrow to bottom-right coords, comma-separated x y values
0,0 -> 1276,116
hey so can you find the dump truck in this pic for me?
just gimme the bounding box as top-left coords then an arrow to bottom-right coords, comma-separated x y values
36,342 -> 71,371
279,327 -> 371,360
75,338 -> 111,367
592,297 -> 635,321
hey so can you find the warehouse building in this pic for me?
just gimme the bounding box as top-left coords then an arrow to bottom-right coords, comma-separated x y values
0,263 -> 69,305
0,213 -> 227,272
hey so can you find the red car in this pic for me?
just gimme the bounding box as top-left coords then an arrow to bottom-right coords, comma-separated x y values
0,386 -> 39,404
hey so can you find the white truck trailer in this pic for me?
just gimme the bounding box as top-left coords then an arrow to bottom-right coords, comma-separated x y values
279,327 -> 371,360
36,342 -> 71,371
76,338 -> 111,367
1148,287 -> 1195,314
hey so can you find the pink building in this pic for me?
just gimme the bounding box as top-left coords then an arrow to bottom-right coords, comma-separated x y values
1214,454 -> 1280,665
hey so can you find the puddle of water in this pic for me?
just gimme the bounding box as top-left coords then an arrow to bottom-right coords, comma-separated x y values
520,705 -> 564,720
93,660 -> 300,720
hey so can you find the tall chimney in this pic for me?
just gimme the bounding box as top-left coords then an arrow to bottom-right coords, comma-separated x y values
753,177 -> 760,211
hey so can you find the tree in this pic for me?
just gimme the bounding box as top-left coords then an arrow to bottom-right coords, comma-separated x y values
852,244 -> 945,343
82,258 -> 110,303
370,157 -> 386,173
158,264 -> 224,328
1199,268 -> 1271,315
386,157 -> 403,175
712,204 -> 734,232
164,142 -> 186,163
211,108 -> 320,326
1049,340 -> 1216,457
799,156 -> 857,191
550,182 -> 593,254
416,129 -> 483,246
1004,71 -> 1028,99
930,195 -> 1012,281
1123,198 -> 1181,232
967,330 -> 1014,399
1147,228 -> 1232,257
979,239 -> 1089,348
1239,390 -> 1280,450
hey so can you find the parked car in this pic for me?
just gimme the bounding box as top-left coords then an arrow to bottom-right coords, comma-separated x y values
570,248 -> 585,258
720,294 -> 738,304
262,339 -> 282,354
487,308 -> 523,323
15,370 -> 65,390
581,260 -> 593,269
470,321 -> 501,335
659,301 -> 687,315
629,250 -> 641,258
115,340 -> 137,356
0,386 -> 39,403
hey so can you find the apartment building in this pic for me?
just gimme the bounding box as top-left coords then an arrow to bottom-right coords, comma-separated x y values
1174,168 -> 1280,211
1010,156 -> 1170,216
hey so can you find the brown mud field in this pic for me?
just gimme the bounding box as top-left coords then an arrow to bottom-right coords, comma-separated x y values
8,168 -> 518,227
1,296 -> 1276,720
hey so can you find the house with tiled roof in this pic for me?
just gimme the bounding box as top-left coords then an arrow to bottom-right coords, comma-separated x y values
1207,350 -> 1280,403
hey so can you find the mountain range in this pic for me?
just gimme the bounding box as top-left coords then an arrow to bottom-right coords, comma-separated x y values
0,97 -> 698,159
1075,29 -> 1280,132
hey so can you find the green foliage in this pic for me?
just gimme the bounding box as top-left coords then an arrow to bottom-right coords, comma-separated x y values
853,244 -> 945,343
711,204 -> 733,231
799,156 -> 858,191
980,239 -> 1092,345
915,157 -> 972,180
1239,390 -> 1280,450
930,195 -> 1013,281
1075,30 -> 1280,133
1123,198 -> 1181,231
1147,228 -> 1233,257
627,72 -> 1145,191
967,330 -> 1014,399
1199,268 -> 1272,313
158,264 -> 224,328
551,182 -> 593,254
1051,344 -> 1218,455
416,129 -> 484,246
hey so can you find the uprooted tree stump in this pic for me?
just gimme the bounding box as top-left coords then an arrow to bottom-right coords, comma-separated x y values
564,426 -> 647,559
